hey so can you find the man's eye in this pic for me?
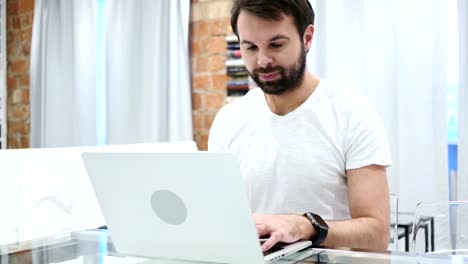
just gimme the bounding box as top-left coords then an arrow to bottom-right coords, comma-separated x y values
271,43 -> 283,48
247,46 -> 258,51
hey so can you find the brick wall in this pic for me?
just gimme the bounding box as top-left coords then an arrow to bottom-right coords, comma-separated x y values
190,0 -> 232,150
6,0 -> 33,149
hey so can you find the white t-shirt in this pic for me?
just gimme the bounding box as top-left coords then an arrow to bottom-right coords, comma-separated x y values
208,79 -> 392,220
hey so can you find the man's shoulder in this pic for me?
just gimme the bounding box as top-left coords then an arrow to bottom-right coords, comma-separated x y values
318,79 -> 374,113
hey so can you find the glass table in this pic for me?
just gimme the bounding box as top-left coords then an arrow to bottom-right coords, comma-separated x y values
2,230 -> 467,264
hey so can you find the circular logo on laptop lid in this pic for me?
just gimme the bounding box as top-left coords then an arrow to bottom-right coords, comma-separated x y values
150,190 -> 188,225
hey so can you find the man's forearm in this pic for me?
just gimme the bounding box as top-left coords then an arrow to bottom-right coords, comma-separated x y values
323,217 -> 390,250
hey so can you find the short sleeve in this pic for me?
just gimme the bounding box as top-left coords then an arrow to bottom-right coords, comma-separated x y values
344,99 -> 392,170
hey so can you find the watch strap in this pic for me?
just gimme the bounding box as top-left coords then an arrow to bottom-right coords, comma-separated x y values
304,212 -> 328,246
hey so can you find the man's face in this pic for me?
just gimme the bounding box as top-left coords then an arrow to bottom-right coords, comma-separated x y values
237,11 -> 307,95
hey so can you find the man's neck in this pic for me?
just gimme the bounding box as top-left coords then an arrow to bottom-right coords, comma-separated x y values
264,72 -> 320,116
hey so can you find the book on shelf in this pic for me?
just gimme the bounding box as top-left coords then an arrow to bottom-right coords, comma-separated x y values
226,50 -> 242,58
225,35 -> 239,43
225,59 -> 244,67
227,71 -> 248,77
227,66 -> 247,72
227,79 -> 249,86
226,43 -> 240,50
227,85 -> 249,91
226,90 -> 249,102
227,80 -> 249,90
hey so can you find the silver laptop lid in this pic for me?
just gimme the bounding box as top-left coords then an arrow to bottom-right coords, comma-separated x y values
82,152 -> 265,264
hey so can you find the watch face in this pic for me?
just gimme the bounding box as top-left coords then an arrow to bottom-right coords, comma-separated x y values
310,213 -> 329,230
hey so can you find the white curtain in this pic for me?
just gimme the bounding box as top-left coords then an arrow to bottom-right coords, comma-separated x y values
458,0 -> 468,200
30,0 -> 97,148
308,0 -> 449,212
31,0 -> 192,147
105,0 -> 192,144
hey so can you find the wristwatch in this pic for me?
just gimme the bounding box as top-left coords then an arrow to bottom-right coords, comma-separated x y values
304,212 -> 329,246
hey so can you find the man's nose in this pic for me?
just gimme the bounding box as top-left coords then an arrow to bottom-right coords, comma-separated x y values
257,51 -> 274,68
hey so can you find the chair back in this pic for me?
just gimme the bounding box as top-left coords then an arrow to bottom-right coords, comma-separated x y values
410,201 -> 468,256
388,193 -> 399,250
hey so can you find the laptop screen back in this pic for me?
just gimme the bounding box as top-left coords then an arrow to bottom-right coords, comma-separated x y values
82,152 -> 265,264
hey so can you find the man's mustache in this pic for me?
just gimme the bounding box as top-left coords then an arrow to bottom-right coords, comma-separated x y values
253,66 -> 283,74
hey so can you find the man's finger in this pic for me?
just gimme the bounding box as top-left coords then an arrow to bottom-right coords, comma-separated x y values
261,232 -> 281,252
256,223 -> 271,238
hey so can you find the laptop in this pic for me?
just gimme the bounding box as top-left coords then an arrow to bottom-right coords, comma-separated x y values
82,152 -> 312,263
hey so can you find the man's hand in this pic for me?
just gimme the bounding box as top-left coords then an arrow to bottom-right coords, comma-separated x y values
254,213 -> 316,252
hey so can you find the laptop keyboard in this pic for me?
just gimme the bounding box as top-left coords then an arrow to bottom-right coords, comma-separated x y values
261,241 -> 287,256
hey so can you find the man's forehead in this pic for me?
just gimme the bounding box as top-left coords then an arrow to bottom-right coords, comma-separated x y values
237,11 -> 296,41
237,10 -> 289,27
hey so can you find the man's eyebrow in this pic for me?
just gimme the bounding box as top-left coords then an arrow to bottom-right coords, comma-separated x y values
241,35 -> 290,45
241,40 -> 255,45
270,35 -> 290,42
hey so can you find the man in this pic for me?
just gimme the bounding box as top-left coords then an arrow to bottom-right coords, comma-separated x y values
208,0 -> 392,252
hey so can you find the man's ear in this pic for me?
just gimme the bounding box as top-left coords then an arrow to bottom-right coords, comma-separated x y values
303,24 -> 315,52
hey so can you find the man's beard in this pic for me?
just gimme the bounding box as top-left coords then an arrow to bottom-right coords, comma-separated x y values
248,49 -> 307,95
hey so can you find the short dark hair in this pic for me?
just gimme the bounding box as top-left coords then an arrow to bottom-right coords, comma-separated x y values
231,0 -> 315,38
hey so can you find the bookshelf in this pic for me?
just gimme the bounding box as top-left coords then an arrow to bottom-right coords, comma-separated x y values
225,34 -> 251,103
0,0 -> 6,149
